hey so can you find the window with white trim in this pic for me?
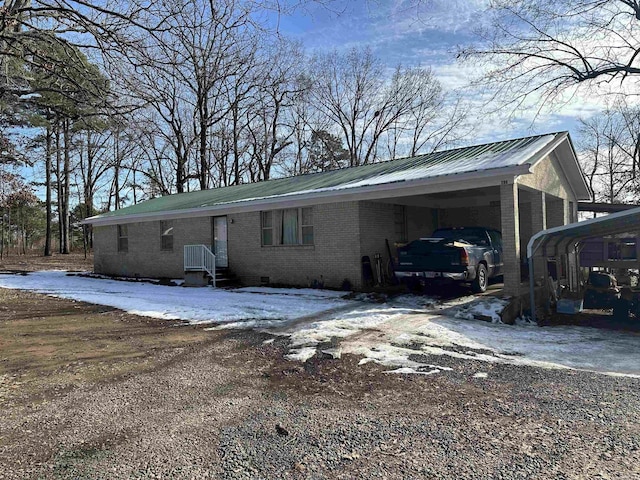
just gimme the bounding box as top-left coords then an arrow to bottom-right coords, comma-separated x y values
117,224 -> 128,252
261,207 -> 314,246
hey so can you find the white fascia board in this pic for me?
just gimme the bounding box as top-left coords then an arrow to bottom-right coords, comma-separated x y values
522,132 -> 568,171
85,165 -> 530,227
562,134 -> 592,201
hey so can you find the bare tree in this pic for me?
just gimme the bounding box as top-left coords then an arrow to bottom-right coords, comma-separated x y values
384,69 -> 466,159
460,1 -> 640,111
310,47 -> 383,166
282,74 -> 332,175
110,0 -> 262,193
246,40 -> 306,181
310,48 -> 449,166
0,0 -> 170,109
577,105 -> 640,204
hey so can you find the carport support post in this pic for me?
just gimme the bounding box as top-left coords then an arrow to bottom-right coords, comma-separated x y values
500,182 -> 522,295
529,255 -> 537,323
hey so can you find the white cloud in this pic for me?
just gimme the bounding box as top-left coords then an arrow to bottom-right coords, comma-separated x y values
282,0 -> 632,144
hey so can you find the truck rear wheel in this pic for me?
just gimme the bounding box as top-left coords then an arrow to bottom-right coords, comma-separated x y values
472,264 -> 488,293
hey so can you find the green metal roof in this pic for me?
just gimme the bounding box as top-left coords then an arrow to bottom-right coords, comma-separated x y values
90,132 -> 570,221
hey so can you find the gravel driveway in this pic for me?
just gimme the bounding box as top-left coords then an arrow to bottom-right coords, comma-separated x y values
2,325 -> 639,480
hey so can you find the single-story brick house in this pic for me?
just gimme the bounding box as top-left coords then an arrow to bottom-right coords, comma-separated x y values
85,132 -> 591,294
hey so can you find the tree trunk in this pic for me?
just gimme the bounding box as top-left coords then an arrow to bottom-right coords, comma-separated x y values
62,118 -> 71,254
233,103 -> 240,185
6,207 -> 10,255
44,126 -> 52,256
83,131 -> 93,249
199,90 -> 209,190
56,122 -> 63,253
114,128 -> 121,209
0,211 -> 4,260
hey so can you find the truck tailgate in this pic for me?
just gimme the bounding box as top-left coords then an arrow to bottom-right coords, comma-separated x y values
396,239 -> 465,272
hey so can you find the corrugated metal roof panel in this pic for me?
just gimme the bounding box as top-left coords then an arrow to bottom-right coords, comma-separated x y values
91,132 -> 565,220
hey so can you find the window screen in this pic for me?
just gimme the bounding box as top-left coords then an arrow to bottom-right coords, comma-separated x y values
118,224 -> 128,252
301,207 -> 314,245
281,208 -> 299,245
262,211 -> 273,246
160,220 -> 174,251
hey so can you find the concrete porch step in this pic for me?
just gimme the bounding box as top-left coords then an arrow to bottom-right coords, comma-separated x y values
213,268 -> 240,288
183,268 -> 240,288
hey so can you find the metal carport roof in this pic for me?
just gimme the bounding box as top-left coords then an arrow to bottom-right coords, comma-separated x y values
527,206 -> 640,322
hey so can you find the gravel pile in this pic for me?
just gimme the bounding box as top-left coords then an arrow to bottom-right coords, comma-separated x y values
1,330 -> 639,479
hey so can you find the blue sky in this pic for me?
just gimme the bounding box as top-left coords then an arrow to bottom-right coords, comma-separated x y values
271,0 -> 599,144
14,0 -> 609,204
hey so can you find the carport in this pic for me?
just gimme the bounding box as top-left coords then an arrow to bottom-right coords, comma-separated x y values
527,206 -> 640,322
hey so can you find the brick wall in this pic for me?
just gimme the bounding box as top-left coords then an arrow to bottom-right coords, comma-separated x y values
500,182 -> 522,295
94,217 -> 211,278
406,206 -> 437,240
358,201 -> 398,282
438,205 -> 501,230
518,200 -> 533,258
518,153 -> 575,201
228,201 -> 362,289
546,196 -> 569,228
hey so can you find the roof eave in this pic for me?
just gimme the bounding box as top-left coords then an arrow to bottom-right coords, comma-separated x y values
84,165 -> 529,227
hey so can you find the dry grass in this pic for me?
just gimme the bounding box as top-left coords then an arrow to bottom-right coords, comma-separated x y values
0,252 -> 93,273
0,288 -> 213,405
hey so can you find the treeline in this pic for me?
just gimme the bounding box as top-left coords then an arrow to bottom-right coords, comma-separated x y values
577,101 -> 640,205
0,171 -> 41,258
0,1 -> 470,255
3,1 -> 636,256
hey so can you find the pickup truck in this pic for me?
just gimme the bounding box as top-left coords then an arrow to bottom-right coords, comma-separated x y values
394,227 -> 503,293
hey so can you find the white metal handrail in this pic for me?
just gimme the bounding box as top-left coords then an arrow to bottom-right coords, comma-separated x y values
184,244 -> 216,287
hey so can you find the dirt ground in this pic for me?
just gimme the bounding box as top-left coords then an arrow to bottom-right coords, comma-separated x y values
1,257 -> 640,479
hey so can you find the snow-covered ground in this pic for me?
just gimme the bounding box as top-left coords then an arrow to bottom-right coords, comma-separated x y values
1,271 -> 639,377
0,271 -> 350,324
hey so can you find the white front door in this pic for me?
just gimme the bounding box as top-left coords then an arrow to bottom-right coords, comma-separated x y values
213,216 -> 228,268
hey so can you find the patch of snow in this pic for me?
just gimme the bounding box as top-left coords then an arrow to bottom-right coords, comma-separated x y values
232,286 -> 347,299
281,295 -> 640,377
473,372 -> 488,379
19,93 -> 42,100
0,271 -> 351,325
262,338 -> 275,345
285,346 -> 317,362
384,367 -> 440,375
515,315 -> 537,326
451,297 -> 510,323
3,272 -> 639,377
349,341 -> 454,373
321,347 -> 342,359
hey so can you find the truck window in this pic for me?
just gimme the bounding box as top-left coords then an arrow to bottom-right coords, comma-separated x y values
432,228 -> 489,246
488,230 -> 502,248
